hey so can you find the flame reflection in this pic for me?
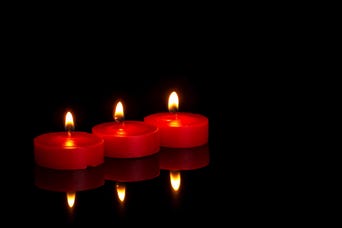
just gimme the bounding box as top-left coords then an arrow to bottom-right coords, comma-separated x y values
104,154 -> 159,205
67,192 -> 76,208
116,183 -> 126,203
170,170 -> 181,192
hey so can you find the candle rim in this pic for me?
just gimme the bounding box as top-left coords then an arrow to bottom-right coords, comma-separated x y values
34,131 -> 104,148
92,120 -> 159,137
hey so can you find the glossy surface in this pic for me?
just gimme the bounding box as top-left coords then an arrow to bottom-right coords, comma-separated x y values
9,61 -> 286,226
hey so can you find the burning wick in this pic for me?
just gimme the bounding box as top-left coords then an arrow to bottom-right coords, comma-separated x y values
168,91 -> 179,113
114,101 -> 125,123
65,111 -> 75,136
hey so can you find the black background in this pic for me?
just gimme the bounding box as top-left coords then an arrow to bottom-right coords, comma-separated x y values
2,7 -> 301,226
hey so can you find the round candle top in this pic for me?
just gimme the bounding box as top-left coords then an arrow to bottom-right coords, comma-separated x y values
92,101 -> 160,158
144,112 -> 208,127
34,111 -> 104,170
34,131 -> 104,149
144,91 -> 208,148
92,121 -> 159,136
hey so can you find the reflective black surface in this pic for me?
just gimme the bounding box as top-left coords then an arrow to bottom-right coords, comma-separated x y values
7,62 -> 289,226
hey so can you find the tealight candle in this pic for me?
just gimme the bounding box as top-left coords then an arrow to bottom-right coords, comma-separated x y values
144,91 -> 209,148
92,100 -> 160,158
34,111 -> 104,170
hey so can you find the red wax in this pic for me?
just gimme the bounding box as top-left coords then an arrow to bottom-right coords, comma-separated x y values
144,112 -> 209,148
34,132 -> 104,170
92,121 -> 160,158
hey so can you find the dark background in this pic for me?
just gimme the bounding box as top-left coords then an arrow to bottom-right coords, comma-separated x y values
2,7 -> 302,226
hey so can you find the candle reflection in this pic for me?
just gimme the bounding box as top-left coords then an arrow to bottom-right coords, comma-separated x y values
34,165 -> 105,213
104,154 -> 160,205
66,192 -> 76,208
170,170 -> 181,192
115,183 -> 126,203
159,145 -> 210,196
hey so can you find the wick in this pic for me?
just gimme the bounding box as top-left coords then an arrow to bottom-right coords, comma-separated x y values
65,125 -> 75,136
115,116 -> 125,124
169,107 -> 178,119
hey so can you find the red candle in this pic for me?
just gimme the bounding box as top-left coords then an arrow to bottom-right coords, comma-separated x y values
144,91 -> 209,148
92,100 -> 160,158
34,111 -> 104,170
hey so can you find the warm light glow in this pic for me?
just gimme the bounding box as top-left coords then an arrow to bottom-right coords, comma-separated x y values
114,101 -> 125,122
64,138 -> 75,147
168,91 -> 179,112
170,171 -> 181,192
65,111 -> 75,132
116,183 -> 126,203
169,120 -> 181,127
67,192 -> 76,208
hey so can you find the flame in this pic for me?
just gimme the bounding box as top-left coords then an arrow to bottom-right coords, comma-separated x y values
168,91 -> 179,112
170,171 -> 181,192
114,101 -> 125,123
66,192 -> 76,208
65,111 -> 75,132
64,111 -> 75,146
116,183 -> 126,203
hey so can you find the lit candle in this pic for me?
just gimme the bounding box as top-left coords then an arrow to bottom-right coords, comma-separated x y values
34,111 -> 105,170
92,100 -> 160,158
144,91 -> 209,148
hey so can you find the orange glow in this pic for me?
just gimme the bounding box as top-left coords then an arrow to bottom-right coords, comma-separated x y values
114,101 -> 125,122
168,91 -> 179,112
170,171 -> 181,192
66,192 -> 76,208
64,138 -> 75,147
169,120 -> 181,127
65,111 -> 75,132
116,183 -> 126,203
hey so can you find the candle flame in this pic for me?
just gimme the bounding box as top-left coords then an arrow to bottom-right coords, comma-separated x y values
168,91 -> 179,112
65,111 -> 75,132
66,192 -> 76,208
170,170 -> 181,192
114,101 -> 125,123
116,183 -> 126,203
